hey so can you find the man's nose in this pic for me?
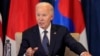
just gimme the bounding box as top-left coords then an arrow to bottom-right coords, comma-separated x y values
39,18 -> 44,21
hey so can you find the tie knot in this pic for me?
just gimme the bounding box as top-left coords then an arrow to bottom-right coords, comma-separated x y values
44,30 -> 48,34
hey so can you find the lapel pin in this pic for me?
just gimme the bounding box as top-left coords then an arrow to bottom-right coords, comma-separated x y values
54,32 -> 56,34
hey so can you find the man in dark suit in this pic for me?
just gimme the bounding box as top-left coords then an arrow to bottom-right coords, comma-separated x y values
18,2 -> 91,56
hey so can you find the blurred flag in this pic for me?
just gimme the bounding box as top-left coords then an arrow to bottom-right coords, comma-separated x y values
53,0 -> 88,50
0,13 -> 3,56
82,0 -> 100,55
5,0 -> 39,56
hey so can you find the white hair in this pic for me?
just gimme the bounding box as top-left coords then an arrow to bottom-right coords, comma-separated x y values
36,2 -> 54,15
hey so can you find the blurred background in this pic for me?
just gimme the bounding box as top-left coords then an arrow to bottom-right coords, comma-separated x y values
1,0 -> 100,56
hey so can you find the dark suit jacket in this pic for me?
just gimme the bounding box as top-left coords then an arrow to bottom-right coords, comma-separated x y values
18,24 -> 86,56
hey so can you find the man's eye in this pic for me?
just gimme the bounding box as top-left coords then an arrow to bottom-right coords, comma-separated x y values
42,14 -> 47,16
37,14 -> 40,16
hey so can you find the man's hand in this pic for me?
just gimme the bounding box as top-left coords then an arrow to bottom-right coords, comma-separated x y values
81,51 -> 92,56
25,47 -> 38,56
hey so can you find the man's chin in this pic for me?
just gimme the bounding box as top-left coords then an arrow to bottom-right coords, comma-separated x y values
39,26 -> 45,28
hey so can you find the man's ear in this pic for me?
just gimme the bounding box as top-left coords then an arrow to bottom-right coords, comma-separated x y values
51,15 -> 54,20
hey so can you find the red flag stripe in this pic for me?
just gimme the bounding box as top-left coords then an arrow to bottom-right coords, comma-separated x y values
7,0 -> 39,40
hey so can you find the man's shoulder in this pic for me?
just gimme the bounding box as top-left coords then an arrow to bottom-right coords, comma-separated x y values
52,24 -> 67,29
52,24 -> 69,32
52,24 -> 70,34
23,24 -> 38,33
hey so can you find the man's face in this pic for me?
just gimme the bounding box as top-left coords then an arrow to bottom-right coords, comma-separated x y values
36,6 -> 53,29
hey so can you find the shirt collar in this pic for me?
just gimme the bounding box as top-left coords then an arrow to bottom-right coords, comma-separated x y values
39,23 -> 51,34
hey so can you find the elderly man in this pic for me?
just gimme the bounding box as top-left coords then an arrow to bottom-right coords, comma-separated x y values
18,2 -> 91,56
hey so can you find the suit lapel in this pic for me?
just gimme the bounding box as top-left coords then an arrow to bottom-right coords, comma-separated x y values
49,24 -> 57,55
32,25 -> 46,55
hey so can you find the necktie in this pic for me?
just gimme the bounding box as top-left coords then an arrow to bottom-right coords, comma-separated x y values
42,30 -> 49,55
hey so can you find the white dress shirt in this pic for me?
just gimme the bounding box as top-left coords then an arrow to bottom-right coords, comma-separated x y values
39,24 -> 51,44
